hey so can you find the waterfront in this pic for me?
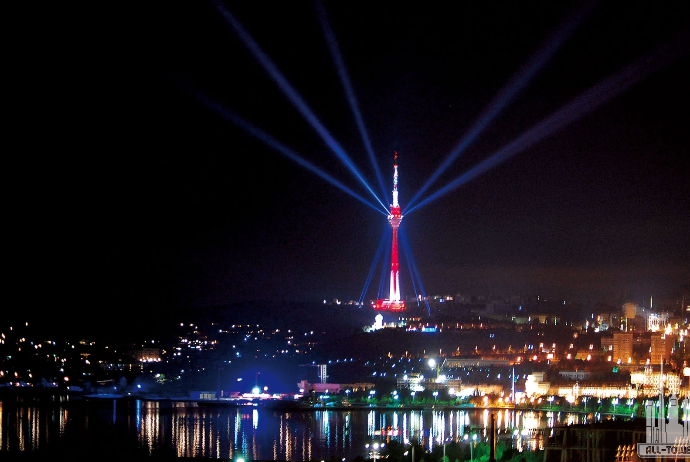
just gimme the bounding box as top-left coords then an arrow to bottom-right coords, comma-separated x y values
0,394 -> 624,460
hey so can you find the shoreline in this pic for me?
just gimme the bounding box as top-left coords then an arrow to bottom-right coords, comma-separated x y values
0,388 -> 643,419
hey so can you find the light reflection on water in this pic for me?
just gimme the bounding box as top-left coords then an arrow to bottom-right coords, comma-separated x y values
0,396 -> 71,452
0,397 -> 608,460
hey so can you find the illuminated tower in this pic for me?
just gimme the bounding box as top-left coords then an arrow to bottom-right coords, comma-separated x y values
375,153 -> 406,312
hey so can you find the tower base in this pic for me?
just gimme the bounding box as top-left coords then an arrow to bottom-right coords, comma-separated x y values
373,299 -> 406,312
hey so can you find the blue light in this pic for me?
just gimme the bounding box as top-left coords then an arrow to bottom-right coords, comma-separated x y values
400,226 -> 430,315
315,0 -> 389,204
408,34 -> 685,214
213,1 -> 389,214
187,86 -> 386,216
358,223 -> 389,306
405,1 -> 597,214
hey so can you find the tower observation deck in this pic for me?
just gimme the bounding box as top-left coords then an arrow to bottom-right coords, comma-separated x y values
374,153 -> 406,312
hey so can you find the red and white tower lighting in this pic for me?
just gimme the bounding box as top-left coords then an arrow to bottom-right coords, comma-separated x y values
375,153 -> 406,312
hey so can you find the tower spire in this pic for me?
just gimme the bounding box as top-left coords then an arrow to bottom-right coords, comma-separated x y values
392,151 -> 399,209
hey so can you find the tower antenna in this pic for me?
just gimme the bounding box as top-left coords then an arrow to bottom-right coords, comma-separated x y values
374,152 -> 406,312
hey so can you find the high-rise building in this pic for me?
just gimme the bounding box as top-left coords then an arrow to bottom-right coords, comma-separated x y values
612,332 -> 633,363
374,154 -> 405,312
650,333 -> 674,364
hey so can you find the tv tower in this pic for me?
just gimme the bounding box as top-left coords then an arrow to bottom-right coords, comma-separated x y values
374,152 -> 406,312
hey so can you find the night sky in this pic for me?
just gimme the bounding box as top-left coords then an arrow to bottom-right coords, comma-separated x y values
9,1 -> 689,331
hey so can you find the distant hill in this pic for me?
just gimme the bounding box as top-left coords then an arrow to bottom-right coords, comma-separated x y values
174,300 -> 376,334
4,300 -> 426,344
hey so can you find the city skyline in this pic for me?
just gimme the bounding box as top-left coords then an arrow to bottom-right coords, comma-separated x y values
7,2 -> 689,334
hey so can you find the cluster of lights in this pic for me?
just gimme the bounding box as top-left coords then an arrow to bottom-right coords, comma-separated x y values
365,442 -> 385,460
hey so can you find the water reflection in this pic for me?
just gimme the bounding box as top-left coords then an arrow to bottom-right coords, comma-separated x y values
0,396 -> 71,452
0,397 -> 612,460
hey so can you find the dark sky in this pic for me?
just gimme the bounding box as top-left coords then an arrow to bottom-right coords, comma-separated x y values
9,1 -> 689,328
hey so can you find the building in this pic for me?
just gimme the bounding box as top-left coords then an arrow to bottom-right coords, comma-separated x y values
512,315 -> 560,325
525,372 -> 550,397
555,383 -> 633,399
567,381 -> 636,399
297,380 -> 374,394
595,312 -> 620,331
443,358 -> 512,368
396,372 -> 463,392
297,364 -> 328,384
374,154 -> 405,312
612,332 -> 633,363
575,350 -> 594,361
631,367 -> 681,397
623,302 -> 651,332
647,312 -> 669,332
456,384 -> 503,396
129,347 -> 161,363
650,333 -> 674,364
558,370 -> 592,381
623,302 -> 637,330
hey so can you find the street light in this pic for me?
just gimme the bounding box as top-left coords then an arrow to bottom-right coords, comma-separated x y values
464,434 -> 477,460
429,358 -> 438,378
433,391 -> 439,402
566,395 -> 575,412
365,442 -> 385,460
439,437 -> 453,462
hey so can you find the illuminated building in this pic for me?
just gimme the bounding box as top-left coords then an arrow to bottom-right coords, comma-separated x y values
557,382 -> 636,399
374,154 -> 405,312
443,358 -> 512,368
558,370 -> 592,381
395,373 -> 463,392
130,347 -> 162,363
296,380 -> 374,394
525,372 -> 550,397
647,312 -> 669,332
650,333 -> 674,364
631,367 -> 681,397
612,332 -> 633,363
623,302 -> 637,325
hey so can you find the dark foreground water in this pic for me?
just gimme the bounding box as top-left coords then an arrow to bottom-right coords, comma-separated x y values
0,394 -> 600,460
